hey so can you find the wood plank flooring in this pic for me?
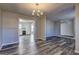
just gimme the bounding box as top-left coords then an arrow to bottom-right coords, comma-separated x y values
0,36 -> 76,55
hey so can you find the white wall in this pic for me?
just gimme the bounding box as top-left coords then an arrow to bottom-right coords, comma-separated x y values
20,22 -> 32,35
40,16 -> 46,40
25,23 -> 31,34
0,9 -> 2,49
75,4 -> 79,53
35,16 -> 46,40
60,20 -> 74,36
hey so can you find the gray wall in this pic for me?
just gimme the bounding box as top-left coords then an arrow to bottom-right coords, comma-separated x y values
2,11 -> 19,46
60,20 -> 74,36
54,21 -> 60,36
46,19 -> 60,37
0,9 -> 35,48
46,19 -> 55,37
0,8 -> 46,48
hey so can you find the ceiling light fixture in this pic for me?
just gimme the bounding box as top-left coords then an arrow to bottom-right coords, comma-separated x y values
32,3 -> 44,17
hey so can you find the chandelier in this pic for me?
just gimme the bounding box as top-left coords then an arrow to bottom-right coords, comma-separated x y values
32,3 -> 44,17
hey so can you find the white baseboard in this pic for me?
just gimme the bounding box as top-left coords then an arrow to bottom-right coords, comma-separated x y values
75,50 -> 79,53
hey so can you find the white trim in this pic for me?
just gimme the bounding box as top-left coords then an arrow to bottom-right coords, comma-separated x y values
75,50 -> 79,53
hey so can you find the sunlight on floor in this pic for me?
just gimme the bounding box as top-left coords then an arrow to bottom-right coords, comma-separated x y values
18,34 -> 37,54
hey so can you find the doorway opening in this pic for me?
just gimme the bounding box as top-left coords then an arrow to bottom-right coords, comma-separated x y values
18,18 -> 36,54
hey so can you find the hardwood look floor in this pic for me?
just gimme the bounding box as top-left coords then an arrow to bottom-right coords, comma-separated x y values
0,35 -> 76,55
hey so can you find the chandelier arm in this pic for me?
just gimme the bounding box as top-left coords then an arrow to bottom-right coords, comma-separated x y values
32,3 -> 44,17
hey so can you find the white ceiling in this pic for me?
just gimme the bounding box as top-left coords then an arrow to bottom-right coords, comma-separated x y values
0,3 -> 75,21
